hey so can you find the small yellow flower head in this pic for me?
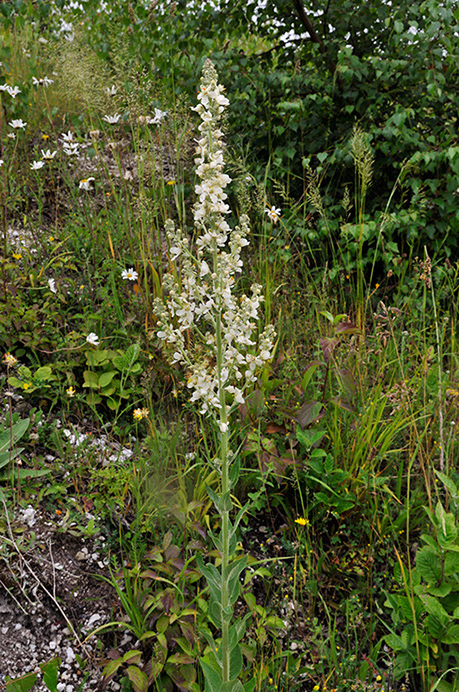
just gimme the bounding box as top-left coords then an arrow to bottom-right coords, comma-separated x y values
295,517 -> 309,526
313,686 -> 320,692
3,352 -> 18,366
133,407 -> 149,421
66,386 -> 76,397
12,252 -> 22,260
376,674 -> 382,682
23,382 -> 32,390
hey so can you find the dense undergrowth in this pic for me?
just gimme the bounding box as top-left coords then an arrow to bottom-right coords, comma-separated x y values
1,1 -> 459,691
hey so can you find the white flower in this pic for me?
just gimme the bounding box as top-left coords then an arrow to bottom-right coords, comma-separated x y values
151,107 -> 167,124
105,85 -> 117,96
0,160 -> 3,167
6,85 -> 21,98
41,149 -> 57,160
79,177 -> 95,190
121,268 -> 138,281
9,119 -> 27,129
48,278 -> 57,293
154,60 -> 275,421
30,160 -> 45,170
32,76 -> 54,86
86,333 -> 99,346
63,143 -> 79,156
61,131 -> 75,142
7,133 -> 16,139
265,206 -> 281,223
103,113 -> 121,124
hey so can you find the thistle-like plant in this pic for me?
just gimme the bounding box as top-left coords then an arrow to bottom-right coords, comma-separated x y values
154,59 -> 275,692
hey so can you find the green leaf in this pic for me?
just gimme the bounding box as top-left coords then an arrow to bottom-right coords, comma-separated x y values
83,371 -> 100,389
125,665 -> 148,692
419,593 -> 449,626
99,370 -> 117,388
41,657 -> 61,692
229,642 -> 243,680
34,366 -> 53,382
445,550 -> 459,576
442,624 -> 459,644
200,659 -> 222,692
0,418 -> 29,453
225,558 -> 247,606
299,361 -> 321,392
435,502 -> 457,545
206,485 -> 232,513
435,470 -> 459,498
416,546 -> 442,585
5,673 -> 37,692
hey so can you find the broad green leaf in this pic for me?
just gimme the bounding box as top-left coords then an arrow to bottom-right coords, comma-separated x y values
34,366 -> 53,381
435,470 -> 459,498
229,642 -> 243,680
5,673 -> 37,692
0,418 -> 29,452
0,448 -> 24,470
435,503 -> 457,545
416,546 -> 443,585
126,665 -> 148,692
419,593 -> 449,626
98,370 -> 117,388
41,657 -> 61,692
445,551 -> 459,576
441,624 -> 459,644
200,659 -> 223,692
83,370 -> 99,389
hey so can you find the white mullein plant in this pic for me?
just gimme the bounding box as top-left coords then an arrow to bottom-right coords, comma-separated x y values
154,60 -> 275,691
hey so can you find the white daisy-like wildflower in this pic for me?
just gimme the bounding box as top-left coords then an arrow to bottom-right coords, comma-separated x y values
79,177 -> 95,190
103,113 -> 121,124
7,133 -> 16,139
121,268 -> 138,281
9,119 -> 27,129
6,85 -> 21,98
105,85 -> 118,96
86,333 -> 99,346
61,131 -> 75,142
32,76 -> 54,86
41,149 -> 57,160
154,60 -> 275,428
265,206 -> 281,223
48,278 -> 57,293
63,143 -> 79,156
30,160 -> 45,170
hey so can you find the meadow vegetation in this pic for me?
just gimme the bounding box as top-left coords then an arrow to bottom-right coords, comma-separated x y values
1,1 -> 459,691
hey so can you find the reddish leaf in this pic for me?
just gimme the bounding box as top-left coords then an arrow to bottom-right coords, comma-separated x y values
295,401 -> 324,428
320,337 -> 339,364
126,665 -> 148,692
266,422 -> 288,434
335,321 -> 360,335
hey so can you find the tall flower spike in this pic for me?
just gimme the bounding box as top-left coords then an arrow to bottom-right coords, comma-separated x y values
154,60 -> 275,424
